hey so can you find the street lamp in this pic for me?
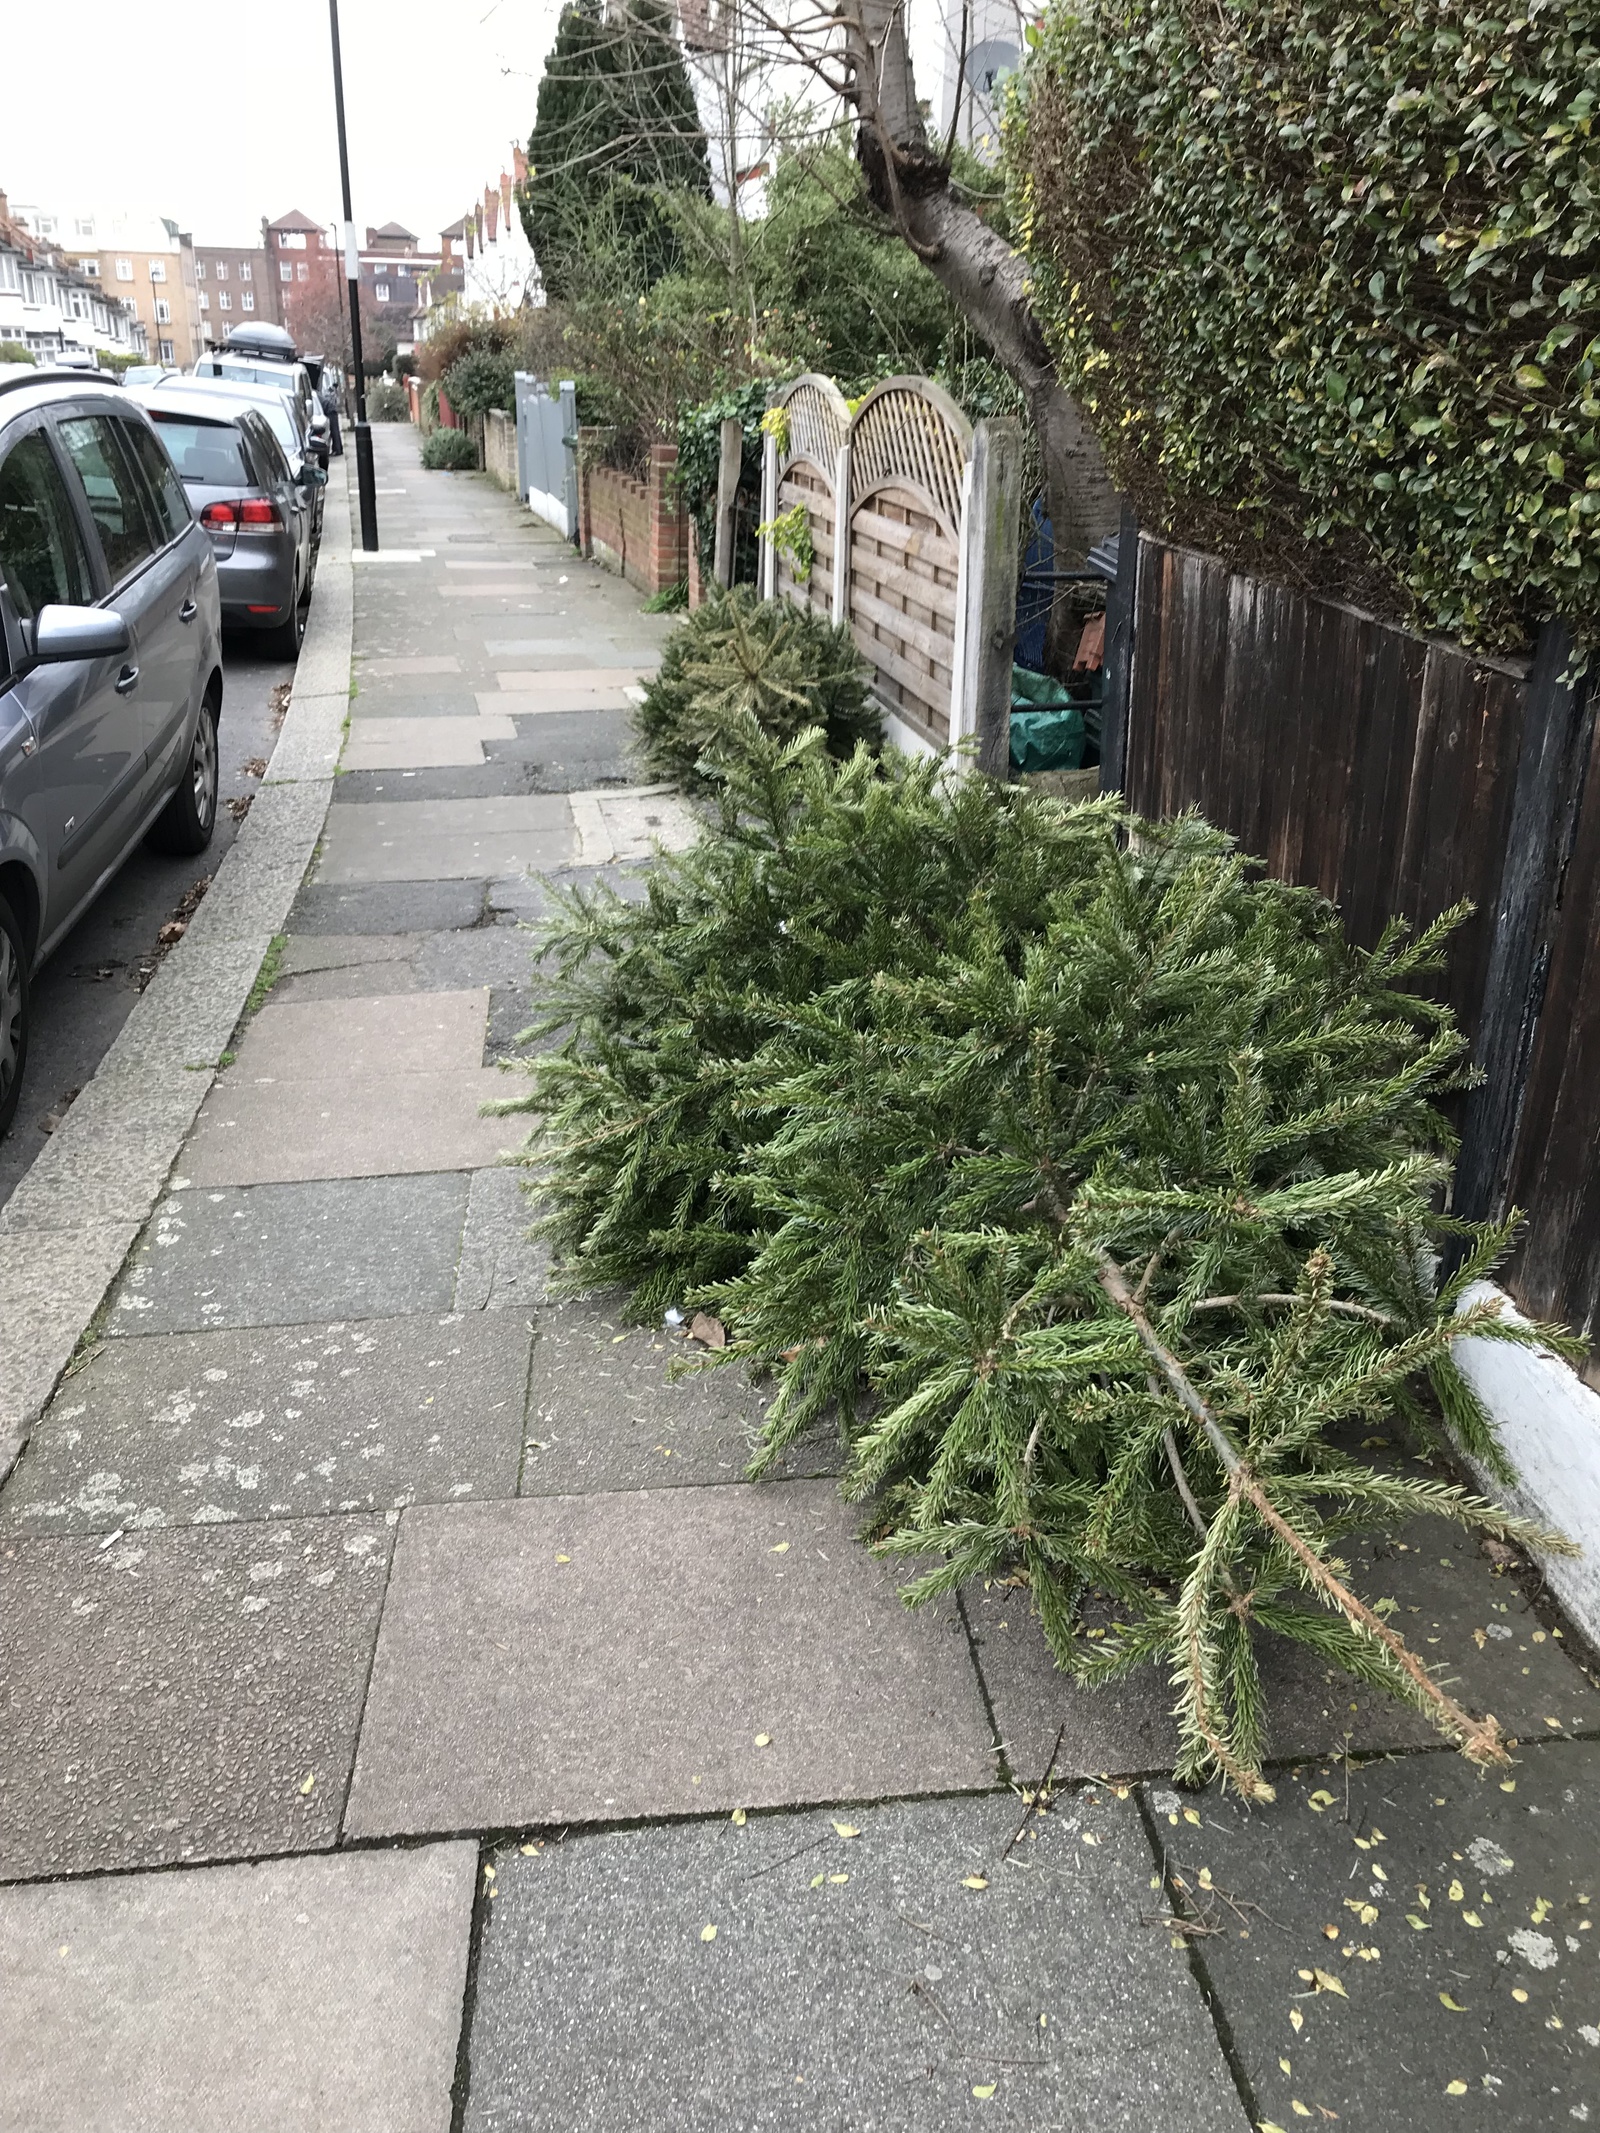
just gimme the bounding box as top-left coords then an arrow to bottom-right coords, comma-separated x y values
328,0 -> 378,551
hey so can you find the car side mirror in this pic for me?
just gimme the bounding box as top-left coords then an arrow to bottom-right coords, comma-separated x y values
31,604 -> 132,662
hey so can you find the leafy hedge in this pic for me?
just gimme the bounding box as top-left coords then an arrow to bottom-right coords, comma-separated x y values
1012,0 -> 1600,651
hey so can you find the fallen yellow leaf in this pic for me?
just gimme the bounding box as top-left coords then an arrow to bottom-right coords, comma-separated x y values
754,1733 -> 772,1747
1448,1880 -> 1464,1903
1445,2081 -> 1467,2096
731,1809 -> 747,1826
1289,2008 -> 1304,2034
770,1542 -> 790,1554
1439,1993 -> 1467,2012
810,1873 -> 824,1888
299,1773 -> 315,1795
1311,1969 -> 1347,1998
1292,2105 -> 1312,2120
1531,1897 -> 1551,1924
828,1873 -> 849,1885
519,1843 -> 539,1855
700,1924 -> 717,1943
555,1554 -> 571,1565
832,1821 -> 860,1839
1512,1988 -> 1528,2003
1259,2123 -> 1290,2133
1463,1911 -> 1483,1928
972,2085 -> 997,2100
962,1875 -> 989,1890
1183,1808 -> 1202,1826
1406,1914 -> 1430,1931
1279,2057 -> 1292,2075
1199,1868 -> 1214,1890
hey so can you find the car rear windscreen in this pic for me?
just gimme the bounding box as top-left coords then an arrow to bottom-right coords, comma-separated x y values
151,416 -> 252,486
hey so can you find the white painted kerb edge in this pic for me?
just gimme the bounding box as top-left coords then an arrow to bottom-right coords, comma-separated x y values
1454,1279 -> 1600,1645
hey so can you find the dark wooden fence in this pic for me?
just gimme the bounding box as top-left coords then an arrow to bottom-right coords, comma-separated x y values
1108,535 -> 1600,1380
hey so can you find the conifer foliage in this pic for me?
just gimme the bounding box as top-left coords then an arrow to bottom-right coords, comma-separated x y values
632,587 -> 877,787
501,733 -> 1568,1793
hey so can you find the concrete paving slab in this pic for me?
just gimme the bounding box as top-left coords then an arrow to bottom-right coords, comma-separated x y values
415,927 -> 539,994
317,797 -> 576,882
571,786 -> 700,864
344,1480 -> 996,1838
970,1522 -> 1600,1783
462,1792 -> 1247,2133
184,1064 -> 517,1186
0,1842 -> 474,2133
1169,1740 -> 1600,2129
289,878 -> 487,934
482,640 -> 659,666
478,690 -> 632,717
282,932 -> 424,977
273,961 -> 424,1004
493,667 -> 657,691
108,1174 -> 470,1335
485,864 -> 649,926
1,1312 -> 531,1532
0,1515 -> 391,1879
452,1165 -> 552,1312
344,716 -> 517,770
0,1220 -> 139,1451
519,1299 -> 841,1494
338,764 -> 541,802
225,988 -> 490,1077
348,692 -> 492,719
359,654 -> 463,676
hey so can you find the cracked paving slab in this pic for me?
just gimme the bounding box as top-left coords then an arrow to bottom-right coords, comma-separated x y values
344,1480 -> 996,1840
0,1313 -> 532,1533
0,1515 -> 392,1880
1159,1739 -> 1600,2127
0,1840 -> 474,2132
461,1791 -> 1250,2133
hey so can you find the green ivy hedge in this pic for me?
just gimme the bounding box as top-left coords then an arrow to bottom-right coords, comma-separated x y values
1012,0 -> 1600,651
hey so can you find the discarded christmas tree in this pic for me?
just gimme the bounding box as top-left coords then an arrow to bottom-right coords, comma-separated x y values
631,586 -> 876,788
498,729 -> 1572,1794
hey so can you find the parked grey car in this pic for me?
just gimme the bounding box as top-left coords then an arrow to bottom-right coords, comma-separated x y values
133,387 -> 318,657
158,376 -> 327,553
0,371 -> 223,1136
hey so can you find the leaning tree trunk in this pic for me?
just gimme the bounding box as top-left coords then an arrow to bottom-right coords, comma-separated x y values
839,0 -> 1120,665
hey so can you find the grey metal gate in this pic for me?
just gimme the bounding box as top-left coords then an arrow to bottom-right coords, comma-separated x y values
515,374 -> 579,540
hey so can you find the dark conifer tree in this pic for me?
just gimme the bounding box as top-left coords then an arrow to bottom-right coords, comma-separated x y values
522,0 -> 711,301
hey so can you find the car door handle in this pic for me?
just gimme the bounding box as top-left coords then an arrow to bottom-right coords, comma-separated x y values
115,664 -> 140,694
179,598 -> 198,623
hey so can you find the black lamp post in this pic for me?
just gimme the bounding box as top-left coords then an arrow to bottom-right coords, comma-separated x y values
328,0 -> 378,551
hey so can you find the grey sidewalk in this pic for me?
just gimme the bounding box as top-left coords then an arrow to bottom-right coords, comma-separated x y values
3,427 -> 1598,2132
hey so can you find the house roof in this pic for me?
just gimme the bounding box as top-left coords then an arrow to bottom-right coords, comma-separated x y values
370,220 -> 415,241
266,208 -> 325,233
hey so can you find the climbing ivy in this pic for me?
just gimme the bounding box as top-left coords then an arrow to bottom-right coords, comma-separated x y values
1011,0 -> 1600,651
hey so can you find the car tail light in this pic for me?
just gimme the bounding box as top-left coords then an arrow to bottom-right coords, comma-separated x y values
200,501 -> 238,530
237,498 -> 283,528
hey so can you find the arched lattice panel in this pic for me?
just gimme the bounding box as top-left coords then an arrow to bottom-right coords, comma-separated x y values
772,374 -> 849,617
846,379 -> 973,748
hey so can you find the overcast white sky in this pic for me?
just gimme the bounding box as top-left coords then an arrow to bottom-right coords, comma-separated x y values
5,0 -> 952,251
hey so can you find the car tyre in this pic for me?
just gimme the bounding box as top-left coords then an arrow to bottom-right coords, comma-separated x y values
147,686 -> 220,857
0,893 -> 30,1142
265,587 -> 304,660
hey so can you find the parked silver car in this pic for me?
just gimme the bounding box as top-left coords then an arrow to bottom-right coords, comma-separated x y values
157,376 -> 327,554
0,371 -> 223,1136
132,387 -> 319,657
191,353 -> 331,465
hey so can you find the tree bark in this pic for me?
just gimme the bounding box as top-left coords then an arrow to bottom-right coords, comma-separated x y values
838,0 -> 1120,599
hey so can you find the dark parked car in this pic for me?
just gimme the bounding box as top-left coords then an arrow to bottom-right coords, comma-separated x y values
132,386 -> 319,657
0,371 -> 223,1136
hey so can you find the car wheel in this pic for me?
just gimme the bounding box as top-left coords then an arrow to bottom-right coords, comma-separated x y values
0,894 -> 30,1141
265,587 -> 304,661
147,686 -> 220,857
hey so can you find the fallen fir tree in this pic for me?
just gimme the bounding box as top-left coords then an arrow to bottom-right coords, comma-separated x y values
497,729 -> 1573,1795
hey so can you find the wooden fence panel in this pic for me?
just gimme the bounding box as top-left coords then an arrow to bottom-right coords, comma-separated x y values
775,465 -> 834,617
1504,710 -> 1600,1370
1126,539 -> 1525,1039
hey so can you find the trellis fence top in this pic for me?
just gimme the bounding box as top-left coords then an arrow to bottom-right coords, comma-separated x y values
758,370 -> 1018,774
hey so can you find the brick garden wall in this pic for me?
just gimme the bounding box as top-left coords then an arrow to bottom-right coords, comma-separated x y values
578,435 -> 688,597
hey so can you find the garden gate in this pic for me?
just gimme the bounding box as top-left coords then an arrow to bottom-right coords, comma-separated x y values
514,374 -> 579,539
759,373 -> 1022,774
